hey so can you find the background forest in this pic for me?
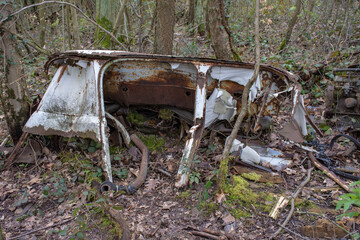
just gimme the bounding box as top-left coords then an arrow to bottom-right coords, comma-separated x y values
0,0 -> 360,239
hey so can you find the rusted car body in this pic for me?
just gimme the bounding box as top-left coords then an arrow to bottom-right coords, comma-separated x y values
24,50 -> 307,187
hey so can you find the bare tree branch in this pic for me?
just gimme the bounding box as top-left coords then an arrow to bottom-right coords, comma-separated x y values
217,0 -> 261,191
0,1 -> 126,50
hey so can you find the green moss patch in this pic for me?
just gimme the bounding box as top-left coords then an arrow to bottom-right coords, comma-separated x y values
139,134 -> 165,152
224,175 -> 276,218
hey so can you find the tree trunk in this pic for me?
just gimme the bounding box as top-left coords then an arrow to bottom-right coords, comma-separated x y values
0,3 -> 30,144
70,0 -> 81,49
153,0 -> 175,55
66,5 -> 73,50
96,0 -> 119,24
278,0 -> 302,51
112,0 -> 128,38
138,0 -> 144,52
38,0 -> 46,47
207,0 -> 238,60
203,0 -> 210,38
186,0 -> 196,26
95,0 -> 121,45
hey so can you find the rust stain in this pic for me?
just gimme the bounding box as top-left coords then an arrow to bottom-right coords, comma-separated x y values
57,65 -> 68,83
220,80 -> 245,95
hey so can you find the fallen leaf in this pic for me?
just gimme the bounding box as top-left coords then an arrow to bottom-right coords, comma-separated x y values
216,192 -> 226,204
130,168 -> 139,177
162,201 -> 177,210
144,179 -> 159,192
284,168 -> 297,175
28,176 -> 42,186
222,213 -> 235,225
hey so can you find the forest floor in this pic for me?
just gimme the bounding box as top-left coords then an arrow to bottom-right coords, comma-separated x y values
1,94 -> 360,240
0,26 -> 360,239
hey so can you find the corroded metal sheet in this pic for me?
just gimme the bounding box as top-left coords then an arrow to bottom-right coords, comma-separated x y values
25,50 -> 306,187
24,61 -> 102,140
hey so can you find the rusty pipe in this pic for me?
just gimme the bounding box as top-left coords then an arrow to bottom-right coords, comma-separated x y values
100,133 -> 149,194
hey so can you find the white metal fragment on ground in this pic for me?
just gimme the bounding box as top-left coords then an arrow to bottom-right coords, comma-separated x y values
228,138 -> 291,171
250,145 -> 292,171
227,138 -> 260,164
205,88 -> 237,128
241,146 -> 261,164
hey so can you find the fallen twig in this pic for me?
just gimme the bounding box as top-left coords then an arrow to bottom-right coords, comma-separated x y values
157,168 -> 172,177
0,135 -> 10,147
4,132 -> 28,169
308,152 -> 351,192
270,165 -> 313,239
191,230 -> 221,240
104,207 -> 131,240
8,217 -> 74,240
277,223 -> 308,239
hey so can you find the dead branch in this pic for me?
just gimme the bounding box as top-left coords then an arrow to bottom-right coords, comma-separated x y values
0,27 -> 49,54
104,207 -> 131,240
270,166 -> 313,239
191,231 -> 221,240
217,0 -> 260,191
0,135 -> 10,147
0,1 -> 126,50
4,132 -> 28,169
8,217 -> 74,240
91,181 -> 131,240
308,152 -> 351,192
276,224 -> 307,239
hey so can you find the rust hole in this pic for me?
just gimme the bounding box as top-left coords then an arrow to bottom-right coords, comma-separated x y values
122,86 -> 128,92
186,91 -> 191,96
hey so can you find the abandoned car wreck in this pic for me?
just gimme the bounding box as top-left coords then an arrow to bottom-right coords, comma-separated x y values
23,50 -> 308,193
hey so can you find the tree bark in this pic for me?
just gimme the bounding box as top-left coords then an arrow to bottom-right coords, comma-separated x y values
186,0 -> 196,26
138,0 -> 144,52
66,5 -> 72,49
112,0 -> 128,38
217,0 -> 260,191
0,3 -> 30,144
38,0 -> 46,47
70,0 -> 81,49
207,0 -> 238,60
278,0 -> 302,51
153,0 -> 175,55
96,0 -> 119,24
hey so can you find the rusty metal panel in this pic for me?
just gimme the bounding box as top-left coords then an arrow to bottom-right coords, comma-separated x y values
24,60 -> 102,140
103,60 -> 197,111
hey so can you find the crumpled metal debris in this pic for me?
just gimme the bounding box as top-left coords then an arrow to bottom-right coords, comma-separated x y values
205,88 -> 237,127
228,138 -> 292,171
24,50 -> 308,188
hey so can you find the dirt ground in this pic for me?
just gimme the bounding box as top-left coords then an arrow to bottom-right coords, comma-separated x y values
1,103 -> 360,240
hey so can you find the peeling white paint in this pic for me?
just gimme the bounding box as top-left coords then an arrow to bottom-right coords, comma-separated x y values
210,66 -> 261,102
